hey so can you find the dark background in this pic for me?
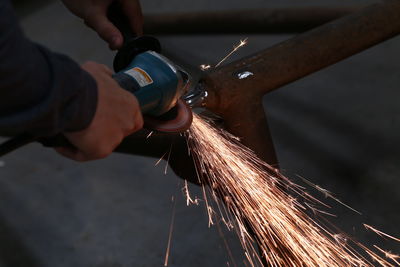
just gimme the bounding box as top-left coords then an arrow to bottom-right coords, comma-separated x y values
0,0 -> 398,266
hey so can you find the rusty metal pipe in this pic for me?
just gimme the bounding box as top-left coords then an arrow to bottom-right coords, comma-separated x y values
144,7 -> 361,35
204,1 -> 400,110
202,0 -> 400,162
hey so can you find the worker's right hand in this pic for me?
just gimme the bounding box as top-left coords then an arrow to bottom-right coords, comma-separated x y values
55,61 -> 143,161
61,0 -> 143,50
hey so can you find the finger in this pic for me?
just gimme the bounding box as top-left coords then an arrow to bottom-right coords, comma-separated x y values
85,11 -> 123,50
55,147 -> 89,162
100,64 -> 114,76
121,0 -> 144,36
134,109 -> 144,132
93,62 -> 114,76
129,96 -> 144,134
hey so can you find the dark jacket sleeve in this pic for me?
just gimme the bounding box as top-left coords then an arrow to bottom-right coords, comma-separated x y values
0,0 -> 98,137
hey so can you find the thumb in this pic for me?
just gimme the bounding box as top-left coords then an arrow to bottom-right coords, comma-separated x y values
85,12 -> 123,50
121,0 -> 144,36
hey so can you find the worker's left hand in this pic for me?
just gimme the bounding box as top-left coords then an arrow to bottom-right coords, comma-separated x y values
61,0 -> 143,50
56,61 -> 143,161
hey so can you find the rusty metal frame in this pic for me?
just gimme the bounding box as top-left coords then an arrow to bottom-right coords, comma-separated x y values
144,6 -> 361,35
117,1 -> 400,182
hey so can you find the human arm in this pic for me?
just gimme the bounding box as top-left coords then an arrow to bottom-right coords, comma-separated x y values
56,62 -> 143,161
0,0 -> 97,137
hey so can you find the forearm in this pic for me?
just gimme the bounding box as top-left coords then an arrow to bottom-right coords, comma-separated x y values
0,0 -> 98,137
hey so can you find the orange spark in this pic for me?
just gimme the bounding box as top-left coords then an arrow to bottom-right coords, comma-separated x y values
183,180 -> 200,206
215,38 -> 248,67
155,151 -> 168,166
364,224 -> 400,242
216,219 -> 238,267
200,64 -> 212,71
374,245 -> 400,265
186,114 -> 396,266
164,144 -> 173,175
299,175 -> 362,215
164,196 -> 177,267
146,131 -> 154,139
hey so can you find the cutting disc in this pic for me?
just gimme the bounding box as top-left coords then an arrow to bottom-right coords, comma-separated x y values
143,99 -> 193,133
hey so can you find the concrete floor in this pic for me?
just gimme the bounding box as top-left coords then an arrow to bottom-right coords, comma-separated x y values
0,0 -> 399,266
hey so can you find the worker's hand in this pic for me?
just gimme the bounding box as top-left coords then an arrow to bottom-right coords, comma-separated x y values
61,0 -> 143,50
56,61 -> 143,161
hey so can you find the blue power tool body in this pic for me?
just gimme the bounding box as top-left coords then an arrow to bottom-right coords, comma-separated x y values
111,38 -> 194,133
114,51 -> 181,116
114,50 -> 190,115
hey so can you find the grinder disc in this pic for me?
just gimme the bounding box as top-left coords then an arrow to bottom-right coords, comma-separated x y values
144,99 -> 193,133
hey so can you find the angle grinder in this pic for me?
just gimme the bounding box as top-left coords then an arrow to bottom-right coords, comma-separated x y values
112,36 -> 193,133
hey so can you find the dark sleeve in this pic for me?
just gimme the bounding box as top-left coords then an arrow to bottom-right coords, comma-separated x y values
0,0 -> 98,137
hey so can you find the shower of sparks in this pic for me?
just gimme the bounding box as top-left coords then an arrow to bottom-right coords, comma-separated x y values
164,196 -> 177,267
364,224 -> 400,242
186,114 -> 398,267
215,38 -> 248,68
